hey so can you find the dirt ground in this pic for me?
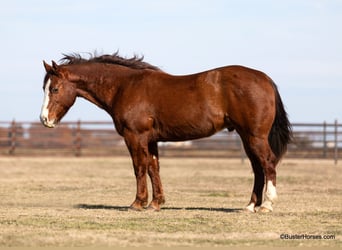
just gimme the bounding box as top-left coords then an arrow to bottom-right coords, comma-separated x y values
0,157 -> 340,247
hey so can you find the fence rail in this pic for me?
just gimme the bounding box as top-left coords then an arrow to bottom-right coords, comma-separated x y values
0,120 -> 340,163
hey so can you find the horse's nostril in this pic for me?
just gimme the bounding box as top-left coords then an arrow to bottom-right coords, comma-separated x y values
40,116 -> 47,124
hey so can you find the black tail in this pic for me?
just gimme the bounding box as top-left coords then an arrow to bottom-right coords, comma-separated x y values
268,82 -> 292,162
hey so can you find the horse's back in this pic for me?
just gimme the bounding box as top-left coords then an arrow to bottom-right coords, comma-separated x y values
144,65 -> 275,141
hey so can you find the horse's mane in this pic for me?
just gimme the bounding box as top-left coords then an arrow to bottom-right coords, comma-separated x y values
60,52 -> 162,71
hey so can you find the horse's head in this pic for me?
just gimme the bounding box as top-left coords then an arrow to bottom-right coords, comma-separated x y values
40,61 -> 77,128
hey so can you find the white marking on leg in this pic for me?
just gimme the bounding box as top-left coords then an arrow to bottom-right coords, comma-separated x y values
266,180 -> 277,201
245,203 -> 256,213
261,180 -> 277,211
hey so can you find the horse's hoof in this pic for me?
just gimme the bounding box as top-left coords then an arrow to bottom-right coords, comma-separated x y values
244,203 -> 256,213
128,205 -> 144,211
259,206 -> 272,213
243,207 -> 256,213
146,205 -> 161,212
146,202 -> 161,212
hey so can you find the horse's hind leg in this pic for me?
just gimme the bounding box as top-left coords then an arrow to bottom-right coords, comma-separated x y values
242,134 -> 278,212
241,139 -> 264,212
251,136 -> 278,212
147,141 -> 165,211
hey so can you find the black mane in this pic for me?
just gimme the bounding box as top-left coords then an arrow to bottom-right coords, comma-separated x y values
60,52 -> 161,71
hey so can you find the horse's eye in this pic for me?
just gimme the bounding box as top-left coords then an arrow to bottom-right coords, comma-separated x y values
50,87 -> 59,94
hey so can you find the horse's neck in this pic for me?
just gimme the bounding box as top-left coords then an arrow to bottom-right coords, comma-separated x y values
74,65 -> 130,111
76,87 -> 107,110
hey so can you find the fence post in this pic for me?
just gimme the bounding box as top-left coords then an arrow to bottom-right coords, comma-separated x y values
334,119 -> 338,165
75,120 -> 82,157
323,121 -> 327,158
9,119 -> 16,155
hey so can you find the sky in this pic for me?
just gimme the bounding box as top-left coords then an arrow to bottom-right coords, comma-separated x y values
0,0 -> 341,123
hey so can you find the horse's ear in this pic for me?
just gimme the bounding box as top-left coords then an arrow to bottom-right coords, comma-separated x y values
52,60 -> 59,70
43,60 -> 53,73
43,60 -> 60,76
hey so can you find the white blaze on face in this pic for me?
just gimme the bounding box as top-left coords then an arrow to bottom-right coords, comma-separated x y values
40,78 -> 54,127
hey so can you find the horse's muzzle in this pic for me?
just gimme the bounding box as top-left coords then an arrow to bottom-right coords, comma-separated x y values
40,116 -> 56,128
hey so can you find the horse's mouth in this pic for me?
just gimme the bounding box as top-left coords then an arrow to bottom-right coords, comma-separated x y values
44,122 -> 56,128
40,116 -> 57,128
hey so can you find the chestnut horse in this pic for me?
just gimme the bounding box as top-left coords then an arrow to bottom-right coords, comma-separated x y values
40,52 -> 291,212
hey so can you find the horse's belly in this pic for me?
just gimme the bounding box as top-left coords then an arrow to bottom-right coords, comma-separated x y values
156,117 -> 225,142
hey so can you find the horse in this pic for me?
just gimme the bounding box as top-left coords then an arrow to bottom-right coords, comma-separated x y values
40,52 -> 292,213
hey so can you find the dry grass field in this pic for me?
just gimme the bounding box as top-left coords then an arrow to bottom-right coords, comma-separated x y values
0,156 -> 340,247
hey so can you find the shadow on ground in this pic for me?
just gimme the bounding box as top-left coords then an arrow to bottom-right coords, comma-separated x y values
74,203 -> 242,213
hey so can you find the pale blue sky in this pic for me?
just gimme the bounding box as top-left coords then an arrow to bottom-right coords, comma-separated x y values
1,0 -> 341,123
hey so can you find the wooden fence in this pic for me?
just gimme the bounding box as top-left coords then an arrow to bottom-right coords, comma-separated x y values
0,120 -> 340,163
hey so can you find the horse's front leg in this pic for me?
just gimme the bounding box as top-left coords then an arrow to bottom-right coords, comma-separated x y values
124,133 -> 149,211
147,142 -> 165,211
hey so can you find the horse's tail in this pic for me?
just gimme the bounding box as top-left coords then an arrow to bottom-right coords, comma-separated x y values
268,81 -> 292,163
